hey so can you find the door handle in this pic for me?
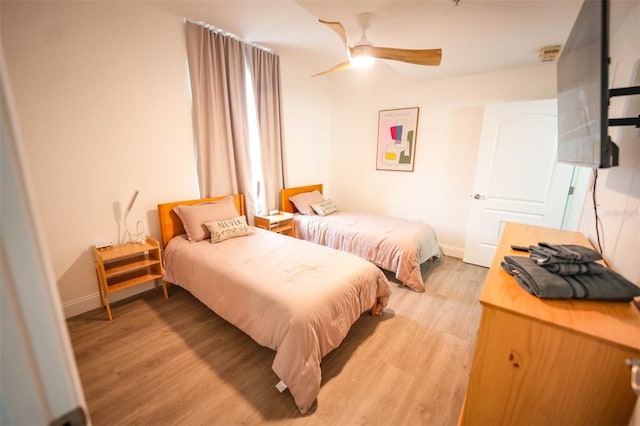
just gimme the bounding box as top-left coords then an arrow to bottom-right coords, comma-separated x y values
627,358 -> 640,396
472,194 -> 486,200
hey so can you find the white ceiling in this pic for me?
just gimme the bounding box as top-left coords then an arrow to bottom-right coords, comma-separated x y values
149,0 -> 632,82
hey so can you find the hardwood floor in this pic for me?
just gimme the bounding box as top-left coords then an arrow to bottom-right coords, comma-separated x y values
66,256 -> 487,426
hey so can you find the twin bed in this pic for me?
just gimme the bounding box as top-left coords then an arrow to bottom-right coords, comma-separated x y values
281,184 -> 441,292
157,194 -> 391,414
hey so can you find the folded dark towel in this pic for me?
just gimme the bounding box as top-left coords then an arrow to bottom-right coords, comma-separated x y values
529,242 -> 602,265
501,255 -> 640,301
543,262 -> 606,275
502,256 -> 575,298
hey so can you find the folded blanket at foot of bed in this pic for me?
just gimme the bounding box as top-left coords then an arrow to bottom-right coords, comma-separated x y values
501,255 -> 640,301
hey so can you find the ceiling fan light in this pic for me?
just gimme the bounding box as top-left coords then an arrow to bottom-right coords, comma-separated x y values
351,55 -> 375,68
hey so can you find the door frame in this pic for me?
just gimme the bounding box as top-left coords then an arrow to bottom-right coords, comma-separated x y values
1,54 -> 88,425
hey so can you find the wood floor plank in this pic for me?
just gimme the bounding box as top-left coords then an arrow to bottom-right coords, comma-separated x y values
66,255 -> 487,425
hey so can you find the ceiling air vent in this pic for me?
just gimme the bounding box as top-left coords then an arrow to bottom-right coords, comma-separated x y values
539,45 -> 562,62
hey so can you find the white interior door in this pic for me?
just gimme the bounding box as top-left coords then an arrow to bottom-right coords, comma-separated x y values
462,99 -> 575,267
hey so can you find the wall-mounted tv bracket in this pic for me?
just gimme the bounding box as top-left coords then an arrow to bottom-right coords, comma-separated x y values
609,85 -> 640,127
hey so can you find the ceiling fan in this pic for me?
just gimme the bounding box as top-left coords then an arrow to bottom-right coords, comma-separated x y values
313,12 -> 442,77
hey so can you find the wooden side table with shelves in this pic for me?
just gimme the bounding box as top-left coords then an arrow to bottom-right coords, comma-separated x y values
91,236 -> 167,320
254,211 -> 294,236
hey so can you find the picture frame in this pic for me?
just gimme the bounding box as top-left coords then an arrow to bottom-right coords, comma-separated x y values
376,107 -> 419,172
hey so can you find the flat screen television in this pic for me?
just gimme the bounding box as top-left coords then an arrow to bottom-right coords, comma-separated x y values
557,0 -> 618,168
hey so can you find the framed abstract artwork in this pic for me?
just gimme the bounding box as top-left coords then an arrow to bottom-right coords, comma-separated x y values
376,107 -> 419,172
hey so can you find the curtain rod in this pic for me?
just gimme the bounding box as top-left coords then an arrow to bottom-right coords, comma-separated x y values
185,18 -> 277,55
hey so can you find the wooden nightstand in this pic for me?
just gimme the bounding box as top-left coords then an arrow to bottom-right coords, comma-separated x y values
254,211 -> 294,236
91,236 -> 167,320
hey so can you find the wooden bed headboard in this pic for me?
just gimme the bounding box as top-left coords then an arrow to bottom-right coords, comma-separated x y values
280,184 -> 323,213
157,194 -> 245,247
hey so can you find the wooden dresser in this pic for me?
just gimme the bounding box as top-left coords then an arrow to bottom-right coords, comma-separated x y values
459,222 -> 640,426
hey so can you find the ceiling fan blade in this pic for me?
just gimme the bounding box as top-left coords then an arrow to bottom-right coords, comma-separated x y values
351,45 -> 442,66
311,61 -> 353,78
319,19 -> 350,52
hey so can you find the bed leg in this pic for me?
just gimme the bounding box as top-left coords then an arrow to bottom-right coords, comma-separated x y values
371,298 -> 378,316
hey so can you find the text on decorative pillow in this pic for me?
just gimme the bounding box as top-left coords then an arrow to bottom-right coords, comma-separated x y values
205,216 -> 252,243
310,199 -> 338,216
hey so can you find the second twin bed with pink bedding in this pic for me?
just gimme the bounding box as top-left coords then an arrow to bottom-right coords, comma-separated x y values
281,184 -> 442,292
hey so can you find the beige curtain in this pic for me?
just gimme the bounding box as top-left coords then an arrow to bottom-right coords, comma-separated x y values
185,21 -> 255,216
246,46 -> 287,213
185,21 -> 286,219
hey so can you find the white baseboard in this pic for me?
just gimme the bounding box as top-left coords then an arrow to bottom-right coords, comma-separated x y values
440,244 -> 464,259
63,293 -> 101,318
62,282 -> 156,318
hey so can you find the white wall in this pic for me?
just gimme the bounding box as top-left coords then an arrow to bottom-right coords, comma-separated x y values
322,63 -> 558,257
578,1 -> 640,285
280,58 -> 333,190
1,1 -> 198,316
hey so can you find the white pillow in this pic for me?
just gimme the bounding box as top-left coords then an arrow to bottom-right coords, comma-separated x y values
288,190 -> 325,215
204,216 -> 252,243
310,199 -> 338,216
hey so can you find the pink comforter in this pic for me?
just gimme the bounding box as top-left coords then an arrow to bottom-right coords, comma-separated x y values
162,228 -> 391,414
293,211 -> 441,292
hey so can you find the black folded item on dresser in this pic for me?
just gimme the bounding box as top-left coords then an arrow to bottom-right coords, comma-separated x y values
529,242 -> 602,265
501,255 -> 640,301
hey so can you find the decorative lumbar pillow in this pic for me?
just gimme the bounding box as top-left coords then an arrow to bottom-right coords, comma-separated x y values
288,190 -> 325,215
310,199 -> 338,216
173,196 -> 240,242
204,216 -> 252,243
